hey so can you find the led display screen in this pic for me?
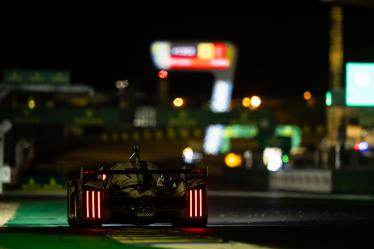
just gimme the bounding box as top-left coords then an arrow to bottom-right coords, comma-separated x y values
151,41 -> 234,70
346,62 -> 374,106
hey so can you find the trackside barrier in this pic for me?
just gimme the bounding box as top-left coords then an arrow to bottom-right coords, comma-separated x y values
269,170 -> 332,193
9,168 -> 374,195
333,170 -> 374,195
20,176 -> 64,191
209,168 -> 269,191
269,169 -> 374,194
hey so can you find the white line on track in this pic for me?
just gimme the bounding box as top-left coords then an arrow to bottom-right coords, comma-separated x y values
108,228 -> 279,249
208,190 -> 374,201
0,202 -> 19,226
151,242 -> 277,249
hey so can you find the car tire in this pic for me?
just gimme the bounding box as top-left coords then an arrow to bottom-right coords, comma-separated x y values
67,190 -> 77,227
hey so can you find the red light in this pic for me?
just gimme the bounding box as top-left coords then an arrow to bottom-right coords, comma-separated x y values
86,190 -> 89,218
199,189 -> 202,217
354,143 -> 360,151
97,191 -> 101,219
194,190 -> 197,217
83,170 -> 95,174
178,228 -> 207,234
158,70 -> 168,79
189,190 -> 193,218
188,189 -> 205,218
92,191 -> 95,219
188,189 -> 204,218
191,169 -> 205,173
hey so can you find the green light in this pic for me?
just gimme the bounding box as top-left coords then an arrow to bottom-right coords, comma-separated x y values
282,154 -> 289,164
275,125 -> 302,149
223,125 -> 258,138
220,138 -> 231,154
325,91 -> 332,106
220,125 -> 258,153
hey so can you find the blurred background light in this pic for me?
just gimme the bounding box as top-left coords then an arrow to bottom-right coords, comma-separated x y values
115,80 -> 129,89
354,141 -> 369,151
263,147 -> 283,172
224,153 -> 242,168
282,154 -> 289,164
210,80 -> 233,112
242,97 -> 251,108
158,70 -> 169,79
250,95 -> 261,109
182,147 -> 194,164
203,124 -> 224,155
303,91 -> 312,101
346,62 -> 374,106
325,91 -> 332,106
275,125 -> 302,149
172,97 -> 184,108
27,98 -> 36,110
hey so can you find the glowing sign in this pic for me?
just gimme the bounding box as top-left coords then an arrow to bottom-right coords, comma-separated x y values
346,62 -> 374,106
151,40 -> 238,155
210,80 -> 233,112
171,46 -> 196,57
203,124 -> 224,155
151,41 -> 234,70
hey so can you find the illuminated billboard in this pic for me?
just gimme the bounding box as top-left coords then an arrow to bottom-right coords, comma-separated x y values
151,41 -> 235,70
151,40 -> 238,155
346,62 -> 374,106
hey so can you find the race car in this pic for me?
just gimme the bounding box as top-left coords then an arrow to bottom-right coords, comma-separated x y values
67,146 -> 207,227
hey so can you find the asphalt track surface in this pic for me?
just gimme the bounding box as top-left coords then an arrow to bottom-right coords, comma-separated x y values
1,191 -> 374,249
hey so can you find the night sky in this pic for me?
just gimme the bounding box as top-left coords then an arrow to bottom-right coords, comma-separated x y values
1,2 -> 374,99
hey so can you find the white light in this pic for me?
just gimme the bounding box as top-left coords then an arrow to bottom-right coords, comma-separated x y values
115,80 -> 129,89
250,96 -> 261,108
183,147 -> 194,164
203,124 -> 224,155
359,141 -> 369,151
211,59 -> 230,67
243,150 -> 253,169
210,80 -> 233,112
133,107 -> 157,127
263,147 -> 283,172
170,58 -> 192,66
173,97 -> 184,107
171,46 -> 196,57
354,71 -> 371,88
151,42 -> 171,69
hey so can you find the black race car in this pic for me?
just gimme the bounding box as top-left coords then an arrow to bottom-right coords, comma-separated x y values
67,146 -> 207,227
